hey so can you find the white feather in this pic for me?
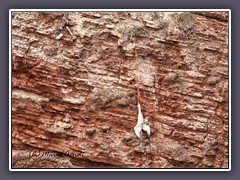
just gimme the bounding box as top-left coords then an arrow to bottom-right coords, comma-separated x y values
137,103 -> 144,126
142,124 -> 150,137
134,125 -> 143,139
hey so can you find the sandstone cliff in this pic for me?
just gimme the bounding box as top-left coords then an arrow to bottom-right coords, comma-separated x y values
11,11 -> 229,168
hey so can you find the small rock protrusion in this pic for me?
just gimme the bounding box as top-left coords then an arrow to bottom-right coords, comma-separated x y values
177,13 -> 194,35
29,137 -> 37,144
85,129 -> 96,137
206,149 -> 216,157
202,158 -> 213,167
43,45 -> 58,57
128,90 -> 135,97
63,114 -> 71,123
164,72 -> 179,82
122,136 -> 133,145
55,33 -> 63,40
207,76 -> 219,85
101,126 -> 111,133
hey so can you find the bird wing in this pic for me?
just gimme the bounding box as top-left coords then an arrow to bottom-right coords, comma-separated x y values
134,125 -> 143,139
137,103 -> 144,125
142,124 -> 150,137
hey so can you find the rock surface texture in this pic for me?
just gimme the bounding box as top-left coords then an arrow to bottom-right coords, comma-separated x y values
11,11 -> 229,168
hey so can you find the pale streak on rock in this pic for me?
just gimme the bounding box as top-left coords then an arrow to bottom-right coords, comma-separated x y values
63,96 -> 86,104
12,89 -> 49,103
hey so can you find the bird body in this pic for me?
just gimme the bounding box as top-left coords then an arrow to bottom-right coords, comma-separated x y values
134,102 -> 150,140
137,103 -> 144,125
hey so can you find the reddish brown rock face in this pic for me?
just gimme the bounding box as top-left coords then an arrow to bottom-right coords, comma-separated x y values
11,11 -> 229,169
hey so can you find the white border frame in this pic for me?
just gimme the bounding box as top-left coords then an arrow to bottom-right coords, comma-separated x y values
9,9 -> 231,171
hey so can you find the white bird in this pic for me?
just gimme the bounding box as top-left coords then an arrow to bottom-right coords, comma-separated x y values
134,103 -> 144,139
143,117 -> 150,137
134,102 -> 150,140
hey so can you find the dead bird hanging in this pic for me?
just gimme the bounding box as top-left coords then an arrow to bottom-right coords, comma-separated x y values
133,49 -> 151,140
